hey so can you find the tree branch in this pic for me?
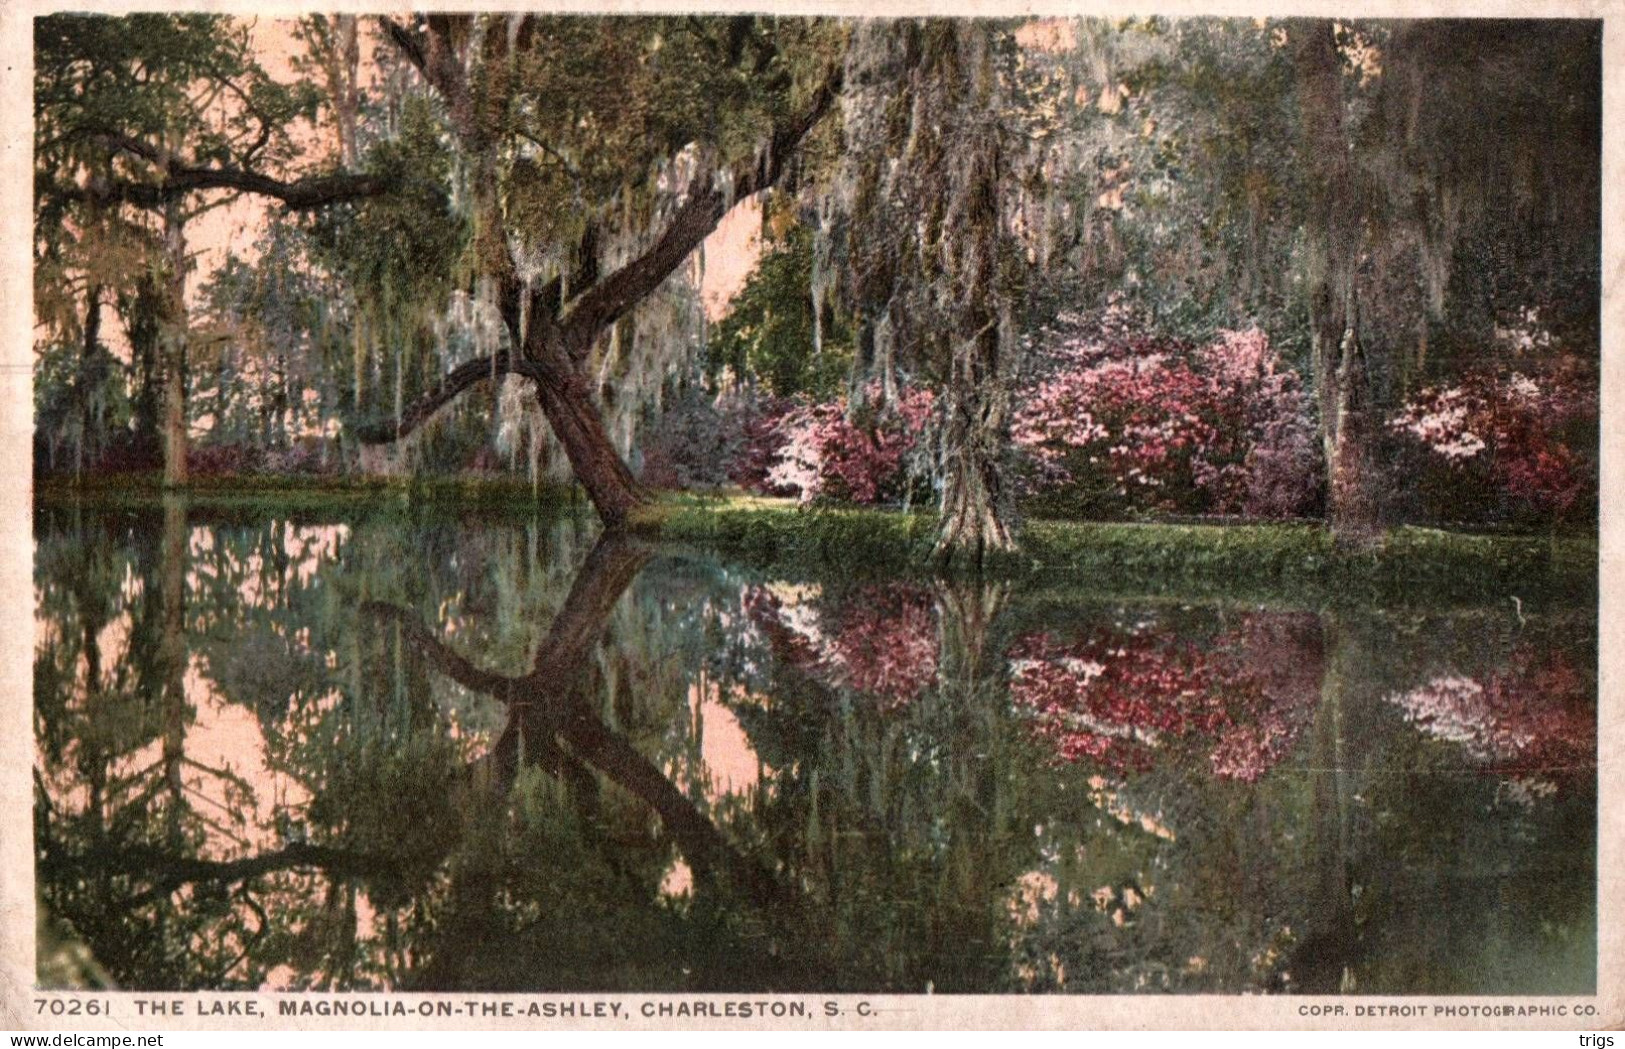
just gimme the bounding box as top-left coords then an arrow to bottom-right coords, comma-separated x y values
43,842 -> 394,909
171,168 -> 393,210
380,15 -> 478,143
48,133 -> 394,212
364,601 -> 529,703
559,65 -> 844,360
377,532 -> 798,910
378,16 -> 427,76
351,352 -> 544,446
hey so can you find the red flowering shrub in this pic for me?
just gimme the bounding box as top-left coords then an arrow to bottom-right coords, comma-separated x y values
1008,630 -> 1230,771
1203,614 -> 1325,783
1196,331 -> 1323,519
1012,325 -> 1319,519
1388,360 -> 1596,523
733,383 -> 936,505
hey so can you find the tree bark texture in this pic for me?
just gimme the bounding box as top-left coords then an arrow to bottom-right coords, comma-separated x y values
934,66 -> 1018,566
529,355 -> 649,528
1294,20 -> 1381,548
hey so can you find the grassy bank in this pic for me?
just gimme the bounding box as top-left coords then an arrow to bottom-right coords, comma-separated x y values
36,479 -> 1596,609
642,494 -> 1596,609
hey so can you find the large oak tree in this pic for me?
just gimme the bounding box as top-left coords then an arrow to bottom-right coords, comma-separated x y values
356,15 -> 846,527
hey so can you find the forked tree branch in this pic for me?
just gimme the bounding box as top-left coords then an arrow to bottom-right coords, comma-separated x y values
559,65 -> 845,361
367,18 -> 844,451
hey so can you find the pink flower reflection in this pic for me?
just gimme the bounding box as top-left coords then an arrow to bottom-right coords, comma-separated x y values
744,583 -> 940,706
1008,614 -> 1322,781
1388,647 -> 1594,793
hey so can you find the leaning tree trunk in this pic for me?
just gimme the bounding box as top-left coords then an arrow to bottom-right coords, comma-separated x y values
478,79 -> 649,529
372,16 -> 839,531
1295,19 -> 1380,549
530,355 -> 649,529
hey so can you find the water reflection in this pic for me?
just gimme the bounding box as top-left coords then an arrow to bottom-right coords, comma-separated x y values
34,501 -> 1596,994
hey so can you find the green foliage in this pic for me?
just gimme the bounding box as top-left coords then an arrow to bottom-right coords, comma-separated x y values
35,14 -> 332,479
35,14 -> 319,164
710,225 -> 851,398
306,96 -> 465,313
492,16 -> 846,267
33,336 -> 127,476
31,14 -> 1602,538
290,92 -> 477,455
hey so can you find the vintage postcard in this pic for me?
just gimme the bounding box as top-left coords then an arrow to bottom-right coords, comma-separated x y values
1,0 -> 1620,1032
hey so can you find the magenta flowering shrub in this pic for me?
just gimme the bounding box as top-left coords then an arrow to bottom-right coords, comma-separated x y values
1012,326 -> 1320,519
1195,331 -> 1322,519
1388,360 -> 1596,522
720,393 -> 797,495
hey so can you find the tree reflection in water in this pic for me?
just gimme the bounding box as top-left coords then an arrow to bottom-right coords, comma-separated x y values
33,504 -> 1596,994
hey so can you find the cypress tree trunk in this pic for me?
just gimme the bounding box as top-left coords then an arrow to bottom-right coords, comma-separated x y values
934,59 -> 1019,567
935,324 -> 1016,564
331,16 -> 361,169
530,361 -> 649,529
124,277 -> 164,466
1295,20 -> 1380,548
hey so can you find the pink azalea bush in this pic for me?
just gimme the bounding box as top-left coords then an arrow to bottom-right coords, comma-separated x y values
720,392 -> 796,494
1388,359 -> 1596,523
1012,324 -> 1320,519
733,384 -> 936,505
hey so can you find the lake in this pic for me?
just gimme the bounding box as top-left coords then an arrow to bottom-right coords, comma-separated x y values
32,498 -> 1597,994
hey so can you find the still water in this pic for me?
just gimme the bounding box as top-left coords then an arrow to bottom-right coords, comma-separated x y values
33,500 -> 1596,994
